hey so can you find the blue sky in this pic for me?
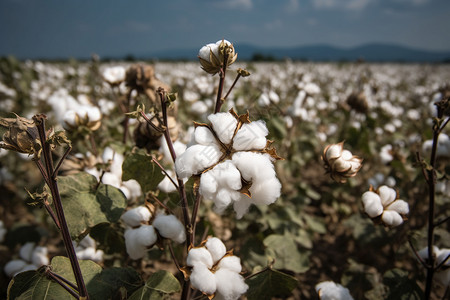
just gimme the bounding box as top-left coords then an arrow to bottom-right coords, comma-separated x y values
1,0 -> 450,59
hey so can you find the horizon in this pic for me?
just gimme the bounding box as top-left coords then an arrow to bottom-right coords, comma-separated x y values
1,0 -> 450,60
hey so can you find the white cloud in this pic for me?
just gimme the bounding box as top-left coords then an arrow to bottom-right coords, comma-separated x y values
312,0 -> 373,11
216,0 -> 253,10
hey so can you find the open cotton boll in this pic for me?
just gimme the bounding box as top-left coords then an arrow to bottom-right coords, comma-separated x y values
198,43 -> 218,61
19,242 -> 35,262
121,206 -> 152,227
385,199 -> 409,215
194,126 -> 217,146
246,176 -> 281,206
175,144 -> 222,178
153,213 -> 186,243
190,264 -> 217,295
121,179 -> 142,199
4,260 -> 27,277
124,229 -> 146,260
214,268 -> 248,300
362,191 -> 383,218
186,247 -> 214,269
218,255 -> 242,273
135,225 -> 157,247
159,138 -> 187,165
79,235 -> 96,249
232,152 -> 275,181
208,112 -> 238,144
233,197 -> 253,219
232,121 -> 268,151
63,110 -> 77,128
191,101 -> 209,115
378,185 -> 397,206
205,237 -> 227,264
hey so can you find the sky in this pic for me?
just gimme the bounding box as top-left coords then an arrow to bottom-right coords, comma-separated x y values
1,0 -> 450,59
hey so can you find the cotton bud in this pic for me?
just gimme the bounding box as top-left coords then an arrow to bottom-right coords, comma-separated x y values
153,213 -> 186,243
102,66 -> 126,86
198,39 -> 237,75
0,114 -> 42,158
361,185 -> 409,227
121,206 -> 152,227
322,142 -> 362,183
315,281 -> 354,300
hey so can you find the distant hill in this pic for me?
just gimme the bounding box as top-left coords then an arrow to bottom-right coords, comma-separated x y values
144,43 -> 450,62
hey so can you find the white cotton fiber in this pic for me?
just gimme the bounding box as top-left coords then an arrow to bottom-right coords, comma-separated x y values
315,281 -> 354,300
194,126 -> 217,146
232,152 -> 275,182
362,191 -> 383,218
381,211 -> 403,227
79,235 -> 96,249
232,121 -> 268,151
31,246 -> 49,266
205,237 -> 226,264
136,225 -> 158,247
378,185 -> 396,206
175,144 -> 222,178
214,268 -> 248,300
121,206 -> 151,227
247,176 -> 282,205
153,213 -> 186,243
386,199 -> 409,215
124,228 -> 146,260
157,171 -> 178,193
218,255 -> 242,273
19,242 -> 35,261
208,112 -> 238,144
4,260 -> 27,277
189,264 -> 217,295
186,247 -> 213,268
233,197 -> 252,219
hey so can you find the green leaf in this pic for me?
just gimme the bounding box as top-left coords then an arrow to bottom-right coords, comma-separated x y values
263,234 -> 310,273
122,149 -> 165,194
383,269 -> 423,300
246,268 -> 297,300
128,270 -> 181,300
7,257 -> 142,300
89,223 -> 125,255
56,172 -> 127,240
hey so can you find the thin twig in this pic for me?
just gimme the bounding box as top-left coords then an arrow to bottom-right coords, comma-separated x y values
214,52 -> 229,114
408,239 -> 429,268
167,241 -> 182,273
151,157 -> 178,190
434,215 -> 450,227
223,73 -> 241,101
45,269 -> 80,299
52,146 -> 72,179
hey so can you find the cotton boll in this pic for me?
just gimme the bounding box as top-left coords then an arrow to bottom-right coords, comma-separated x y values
232,152 -> 275,182
186,247 -> 214,268
153,213 -> 186,243
218,255 -> 242,273
257,93 -> 270,107
194,126 -> 217,146
4,260 -> 27,277
205,237 -> 226,264
124,228 -> 146,260
214,268 -> 248,300
101,172 -> 121,189
378,185 -> 397,207
31,246 -> 49,266
63,110 -> 77,128
175,144 -> 222,178
135,225 -> 158,247
159,139 -> 187,165
79,235 -> 96,249
315,281 -> 354,300
381,210 -> 403,227
190,264 -> 217,295
385,199 -> 409,215
121,179 -> 142,199
19,242 -> 35,261
157,171 -> 178,193
246,176 -> 281,206
208,112 -> 238,144
232,121 -> 268,151
191,101 -> 209,115
121,206 -> 152,227
233,197 -> 252,219
198,43 -> 218,61
362,191 -> 383,218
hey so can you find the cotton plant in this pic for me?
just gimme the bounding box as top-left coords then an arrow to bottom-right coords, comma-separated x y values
185,237 -> 248,300
322,142 -> 363,183
4,242 -> 49,277
417,246 -> 450,287
73,235 -> 104,263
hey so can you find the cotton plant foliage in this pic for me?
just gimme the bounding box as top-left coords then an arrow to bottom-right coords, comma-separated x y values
175,109 -> 282,218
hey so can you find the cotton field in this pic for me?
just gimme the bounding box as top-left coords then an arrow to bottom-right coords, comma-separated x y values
0,54 -> 449,299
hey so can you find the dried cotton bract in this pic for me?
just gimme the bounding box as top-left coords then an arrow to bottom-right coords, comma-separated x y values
175,109 -> 282,218
198,40 -> 237,75
186,237 -> 248,299
361,185 -> 409,227
322,142 -> 362,183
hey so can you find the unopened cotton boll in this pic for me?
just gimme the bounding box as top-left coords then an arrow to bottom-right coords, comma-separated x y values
121,206 -> 152,227
153,213 -> 186,243
315,281 -> 354,300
